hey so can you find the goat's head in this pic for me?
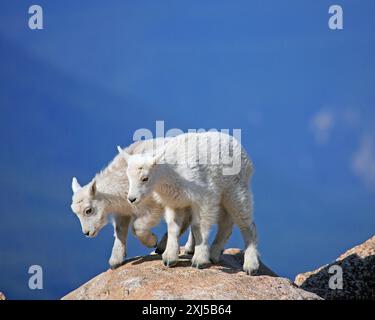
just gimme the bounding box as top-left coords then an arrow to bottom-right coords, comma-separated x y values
118,147 -> 162,205
70,177 -> 108,238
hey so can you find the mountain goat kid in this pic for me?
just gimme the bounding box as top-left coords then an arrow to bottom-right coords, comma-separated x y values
121,132 -> 259,275
71,139 -> 170,269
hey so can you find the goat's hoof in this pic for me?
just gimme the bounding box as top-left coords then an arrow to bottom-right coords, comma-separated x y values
109,255 -> 125,270
145,233 -> 158,248
162,250 -> 179,267
243,258 -> 259,276
245,269 -> 258,276
109,261 -> 123,270
163,259 -> 178,267
191,256 -> 210,269
243,264 -> 259,276
191,261 -> 209,269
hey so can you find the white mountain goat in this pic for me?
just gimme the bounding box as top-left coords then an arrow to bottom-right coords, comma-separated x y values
121,132 -> 259,275
70,138 -> 237,269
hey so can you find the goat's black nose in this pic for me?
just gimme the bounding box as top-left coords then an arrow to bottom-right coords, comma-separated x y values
84,231 -> 90,236
128,197 -> 137,203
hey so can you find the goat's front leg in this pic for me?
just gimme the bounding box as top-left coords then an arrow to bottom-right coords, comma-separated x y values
132,213 -> 161,248
109,215 -> 131,269
162,207 -> 184,267
155,208 -> 192,254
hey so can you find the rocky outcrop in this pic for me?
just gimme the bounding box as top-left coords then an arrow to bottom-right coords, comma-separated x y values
62,248 -> 321,300
295,236 -> 375,300
62,236 -> 374,300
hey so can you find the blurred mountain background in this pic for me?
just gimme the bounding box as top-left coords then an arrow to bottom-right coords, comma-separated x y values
0,0 -> 374,299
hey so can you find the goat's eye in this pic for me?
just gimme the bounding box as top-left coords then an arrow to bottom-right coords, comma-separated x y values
142,177 -> 149,182
85,208 -> 93,216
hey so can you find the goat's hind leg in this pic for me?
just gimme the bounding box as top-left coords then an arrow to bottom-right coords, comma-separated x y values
183,228 -> 195,254
209,208 -> 233,264
223,185 -> 259,275
242,221 -> 259,275
191,203 -> 217,269
155,232 -> 168,254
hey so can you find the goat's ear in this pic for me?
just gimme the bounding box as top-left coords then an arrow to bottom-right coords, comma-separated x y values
72,177 -> 82,193
89,180 -> 97,197
120,149 -> 131,162
117,146 -> 122,153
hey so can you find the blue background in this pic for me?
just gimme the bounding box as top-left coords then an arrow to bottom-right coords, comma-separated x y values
0,0 -> 374,299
